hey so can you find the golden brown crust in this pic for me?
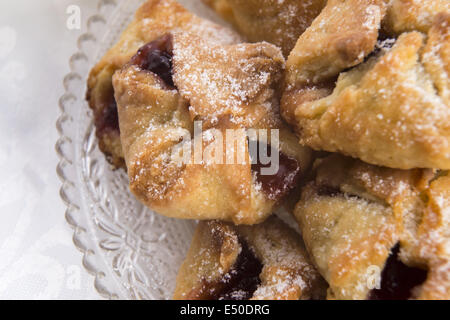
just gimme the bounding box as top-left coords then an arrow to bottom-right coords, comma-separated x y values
283,8 -> 450,169
88,0 -> 240,86
172,32 -> 286,130
202,0 -> 236,25
409,174 -> 450,299
173,217 -> 327,300
113,32 -> 312,224
86,0 -> 241,168
113,66 -> 263,224
294,154 -> 450,299
285,0 -> 386,86
384,0 -> 450,34
202,0 -> 326,57
422,12 -> 450,107
173,221 -> 240,299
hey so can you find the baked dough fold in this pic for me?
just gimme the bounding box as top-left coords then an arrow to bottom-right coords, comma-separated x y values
294,154 -> 450,299
113,31 -> 312,224
173,217 -> 327,300
202,0 -> 326,57
282,1 -> 450,169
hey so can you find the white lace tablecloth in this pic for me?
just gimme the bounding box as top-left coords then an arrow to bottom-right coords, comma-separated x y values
0,0 -> 101,299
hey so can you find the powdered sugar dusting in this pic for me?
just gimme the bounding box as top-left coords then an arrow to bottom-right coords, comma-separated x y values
172,32 -> 284,127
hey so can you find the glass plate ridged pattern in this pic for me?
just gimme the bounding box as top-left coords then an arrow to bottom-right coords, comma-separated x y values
54,0 -> 225,299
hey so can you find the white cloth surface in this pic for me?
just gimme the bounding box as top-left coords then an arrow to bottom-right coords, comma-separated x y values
0,0 -> 102,299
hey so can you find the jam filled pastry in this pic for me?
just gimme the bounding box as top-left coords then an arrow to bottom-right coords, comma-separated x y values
294,154 -> 450,300
112,30 -> 312,224
202,0 -> 326,57
86,0 -> 242,168
173,217 -> 327,300
282,0 -> 450,169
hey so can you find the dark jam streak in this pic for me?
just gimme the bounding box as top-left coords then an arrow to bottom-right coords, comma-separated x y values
95,83 -> 120,134
317,185 -> 342,197
251,143 -> 302,202
190,239 -> 263,300
95,35 -> 175,138
364,32 -> 397,63
316,185 -> 364,200
130,34 -> 175,88
369,243 -> 428,300
214,239 -> 263,300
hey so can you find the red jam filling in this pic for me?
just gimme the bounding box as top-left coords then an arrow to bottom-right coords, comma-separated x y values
130,34 -> 174,88
251,143 -> 301,201
95,83 -> 120,134
213,239 -> 263,300
369,243 -> 428,300
192,238 -> 263,300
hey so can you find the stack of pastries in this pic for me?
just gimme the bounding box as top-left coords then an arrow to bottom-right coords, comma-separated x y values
87,0 -> 449,300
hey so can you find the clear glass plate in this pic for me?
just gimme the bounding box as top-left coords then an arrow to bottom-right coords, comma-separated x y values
55,0 -> 230,300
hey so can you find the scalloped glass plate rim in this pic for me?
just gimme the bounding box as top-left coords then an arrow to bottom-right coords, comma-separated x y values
54,0 -> 224,300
